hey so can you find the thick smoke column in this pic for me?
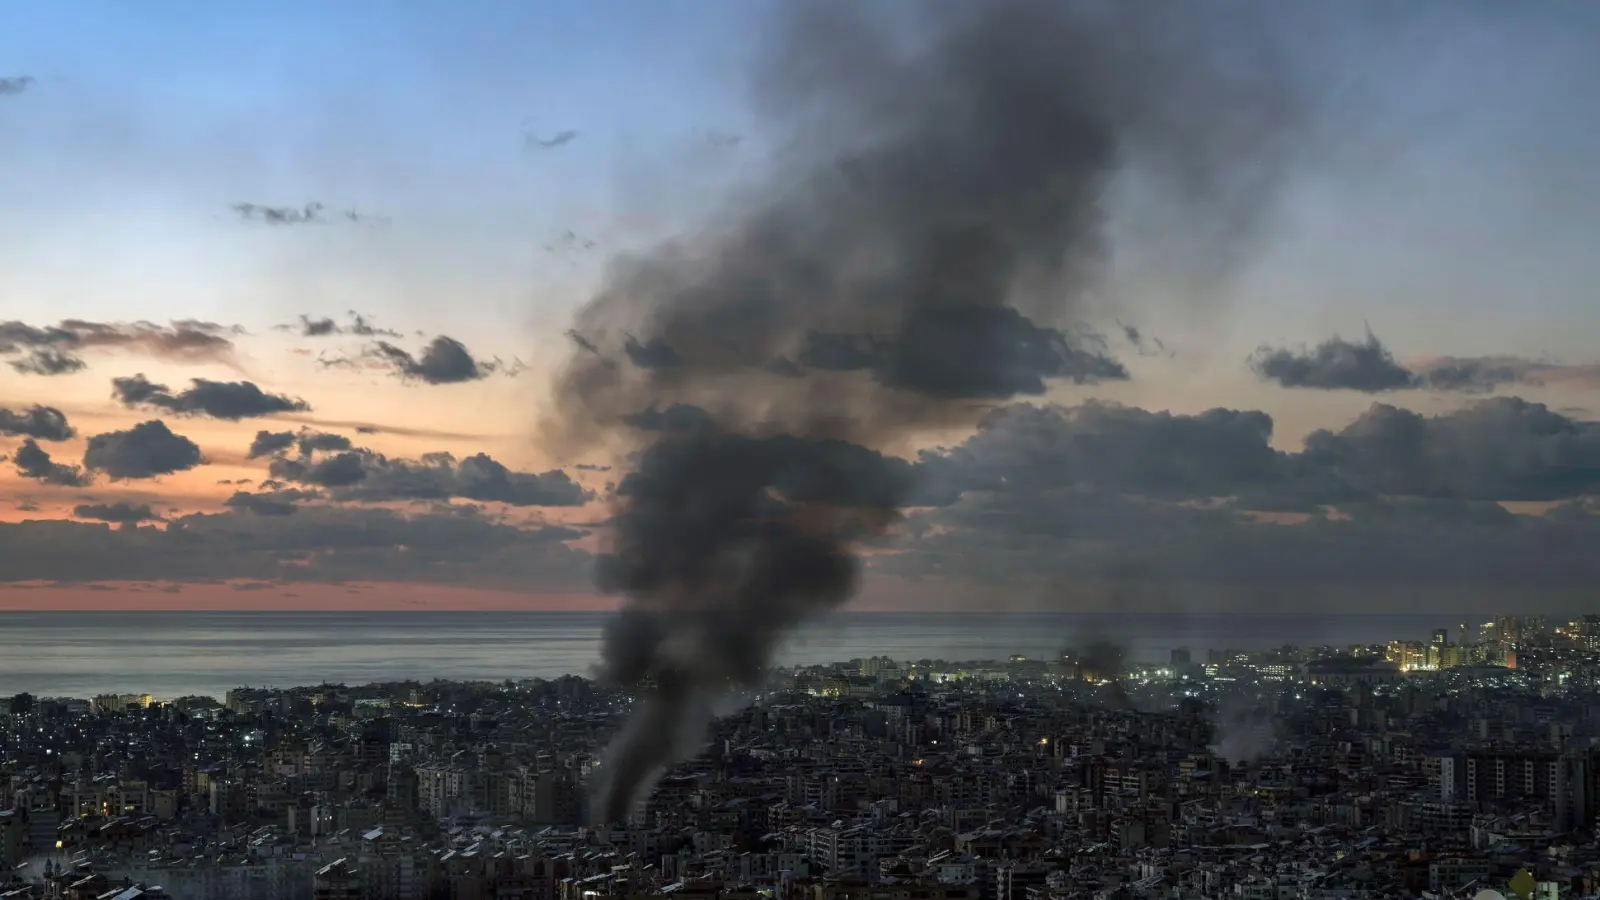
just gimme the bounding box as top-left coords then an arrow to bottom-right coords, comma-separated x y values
543,0 -> 1310,823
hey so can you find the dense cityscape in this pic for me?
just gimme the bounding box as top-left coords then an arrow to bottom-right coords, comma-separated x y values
0,615 -> 1596,899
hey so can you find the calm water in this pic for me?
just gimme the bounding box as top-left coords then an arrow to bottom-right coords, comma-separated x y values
0,611 -> 1452,699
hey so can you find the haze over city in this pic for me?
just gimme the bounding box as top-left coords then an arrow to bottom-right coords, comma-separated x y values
3,0 -> 1600,616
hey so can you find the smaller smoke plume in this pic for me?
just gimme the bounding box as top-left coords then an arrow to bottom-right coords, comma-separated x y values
0,76 -> 34,96
1059,636 -> 1133,710
1208,692 -> 1276,764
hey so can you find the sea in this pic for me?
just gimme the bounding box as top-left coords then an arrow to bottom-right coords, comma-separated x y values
0,610 -> 1454,700
0,605 -> 1465,698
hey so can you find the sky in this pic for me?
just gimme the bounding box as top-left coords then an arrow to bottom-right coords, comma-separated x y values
2,0 -> 1599,613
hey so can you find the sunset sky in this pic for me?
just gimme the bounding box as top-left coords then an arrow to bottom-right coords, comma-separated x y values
2,1 -> 1599,613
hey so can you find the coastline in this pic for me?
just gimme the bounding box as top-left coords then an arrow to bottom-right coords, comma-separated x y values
0,609 -> 1473,701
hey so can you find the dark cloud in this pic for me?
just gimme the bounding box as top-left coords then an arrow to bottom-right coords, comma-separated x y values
246,428 -> 350,461
0,405 -> 75,441
920,397 -> 1600,508
621,403 -> 718,433
2,392 -> 1598,607
265,440 -> 593,508
0,506 -> 591,589
74,503 -> 160,524
622,337 -> 682,370
83,420 -> 205,480
566,330 -> 602,356
1118,322 -> 1170,358
794,311 -> 1129,398
1250,332 -> 1417,392
297,431 -> 352,455
13,439 -> 90,487
1300,397 -> 1600,501
247,430 -> 297,459
275,416 -> 494,441
300,317 -> 348,337
1414,357 -> 1528,393
10,349 -> 88,376
1252,331 -> 1600,395
927,402 -> 1293,502
279,312 -> 400,338
851,394 -> 1600,605
272,451 -> 368,488
0,319 -> 240,373
1412,356 -> 1600,393
574,463 -> 612,472
0,76 -> 34,96
331,336 -> 505,385
882,486 -> 1600,607
112,373 -> 310,420
224,489 -> 319,516
232,204 -> 390,228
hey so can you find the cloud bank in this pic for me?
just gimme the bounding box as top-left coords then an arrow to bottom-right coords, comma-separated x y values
0,396 -> 1594,610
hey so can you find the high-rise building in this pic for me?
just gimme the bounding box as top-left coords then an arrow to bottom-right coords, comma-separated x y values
1577,615 -> 1600,651
1494,615 -> 1521,647
1386,640 -> 1427,671
1521,616 -> 1548,643
1440,748 -> 1591,832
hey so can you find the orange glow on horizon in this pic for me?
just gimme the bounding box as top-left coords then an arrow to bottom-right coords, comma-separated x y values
0,581 -> 620,612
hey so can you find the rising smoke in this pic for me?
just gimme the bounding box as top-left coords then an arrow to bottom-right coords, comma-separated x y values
541,0 -> 1317,823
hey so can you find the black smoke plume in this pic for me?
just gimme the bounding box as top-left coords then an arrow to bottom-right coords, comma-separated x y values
1060,636 -> 1134,710
542,0 -> 1313,823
